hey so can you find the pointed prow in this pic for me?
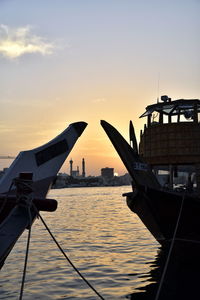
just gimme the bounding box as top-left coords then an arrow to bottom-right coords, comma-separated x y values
0,121 -> 88,197
101,120 -> 160,190
129,120 -> 138,154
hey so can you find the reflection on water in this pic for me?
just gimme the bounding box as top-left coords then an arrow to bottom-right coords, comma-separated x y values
1,186 -> 160,299
131,243 -> 200,300
3,186 -> 199,299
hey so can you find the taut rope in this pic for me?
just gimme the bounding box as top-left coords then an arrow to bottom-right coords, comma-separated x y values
154,193 -> 185,300
19,208 -> 32,300
32,204 -> 105,300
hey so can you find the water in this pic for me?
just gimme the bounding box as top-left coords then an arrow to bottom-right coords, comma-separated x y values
0,186 -> 159,299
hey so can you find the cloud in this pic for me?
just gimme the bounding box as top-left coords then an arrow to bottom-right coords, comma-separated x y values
0,123 -> 15,133
92,98 -> 107,103
0,24 -> 54,59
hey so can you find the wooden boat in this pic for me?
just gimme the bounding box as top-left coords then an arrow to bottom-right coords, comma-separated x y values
0,121 -> 87,268
101,96 -> 200,248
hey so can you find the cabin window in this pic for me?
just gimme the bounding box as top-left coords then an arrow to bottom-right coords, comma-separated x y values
173,165 -> 196,191
152,166 -> 170,187
152,164 -> 196,192
35,139 -> 69,166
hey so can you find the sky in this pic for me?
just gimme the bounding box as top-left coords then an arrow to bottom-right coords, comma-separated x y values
0,0 -> 199,176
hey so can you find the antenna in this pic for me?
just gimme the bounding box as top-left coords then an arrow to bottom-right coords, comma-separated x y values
157,72 -> 160,103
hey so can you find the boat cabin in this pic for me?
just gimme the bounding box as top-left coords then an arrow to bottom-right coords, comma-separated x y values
139,96 -> 200,194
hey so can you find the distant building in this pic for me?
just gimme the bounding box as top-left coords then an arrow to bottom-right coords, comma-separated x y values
101,167 -> 114,179
82,158 -> 86,177
69,158 -> 86,178
69,159 -> 73,176
71,170 -> 79,177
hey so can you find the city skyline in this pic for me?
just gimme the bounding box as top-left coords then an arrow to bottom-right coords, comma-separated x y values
0,1 -> 199,176
0,158 -> 124,178
66,158 -> 119,177
0,155 -> 123,177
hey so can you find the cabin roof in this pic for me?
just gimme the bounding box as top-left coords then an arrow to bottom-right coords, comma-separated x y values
140,98 -> 200,118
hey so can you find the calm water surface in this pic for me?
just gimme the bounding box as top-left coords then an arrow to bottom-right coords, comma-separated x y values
0,186 -> 159,299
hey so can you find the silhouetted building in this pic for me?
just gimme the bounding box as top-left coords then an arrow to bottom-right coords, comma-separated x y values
71,171 -> 79,177
101,167 -> 114,179
69,159 -> 84,178
69,159 -> 73,176
82,158 -> 86,177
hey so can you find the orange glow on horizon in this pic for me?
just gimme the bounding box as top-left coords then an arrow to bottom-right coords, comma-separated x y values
0,2 -> 199,176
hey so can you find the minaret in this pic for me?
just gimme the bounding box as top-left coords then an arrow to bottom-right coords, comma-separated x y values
77,166 -> 79,177
69,159 -> 73,176
82,158 -> 86,177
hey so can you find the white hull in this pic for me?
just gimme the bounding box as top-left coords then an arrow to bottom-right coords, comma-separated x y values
0,121 -> 87,267
0,122 -> 87,197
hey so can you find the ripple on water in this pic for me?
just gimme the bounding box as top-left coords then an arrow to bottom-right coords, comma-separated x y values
1,186 -> 158,299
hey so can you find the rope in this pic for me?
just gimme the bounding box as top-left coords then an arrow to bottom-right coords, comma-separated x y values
32,204 -> 105,300
14,177 -> 33,300
154,193 -> 185,300
19,208 -> 32,300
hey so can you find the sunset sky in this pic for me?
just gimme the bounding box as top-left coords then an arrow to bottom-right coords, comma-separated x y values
0,0 -> 199,176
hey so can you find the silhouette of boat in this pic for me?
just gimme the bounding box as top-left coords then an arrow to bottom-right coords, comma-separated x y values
0,121 -> 87,268
129,246 -> 200,300
101,96 -> 200,248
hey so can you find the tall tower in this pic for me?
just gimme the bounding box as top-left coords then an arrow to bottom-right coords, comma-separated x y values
69,159 -> 73,176
82,158 -> 86,178
77,166 -> 79,176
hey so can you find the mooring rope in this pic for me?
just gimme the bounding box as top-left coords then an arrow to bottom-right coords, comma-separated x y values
19,208 -> 32,300
19,202 -> 105,300
32,204 -> 105,300
154,193 -> 185,300
9,176 -> 104,300
12,177 -> 34,300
